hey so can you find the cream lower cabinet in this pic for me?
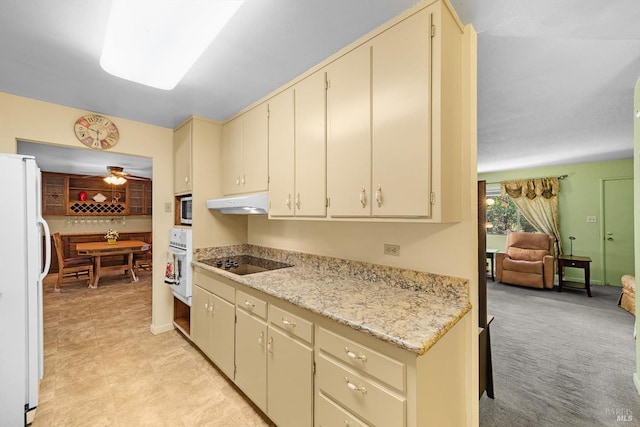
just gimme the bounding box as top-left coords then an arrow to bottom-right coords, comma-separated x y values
235,291 -> 314,427
267,305 -> 314,427
234,291 -> 268,412
191,276 -> 235,379
316,327 -> 406,427
192,267 -> 469,426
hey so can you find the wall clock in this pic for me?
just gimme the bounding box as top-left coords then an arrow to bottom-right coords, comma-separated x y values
74,114 -> 119,150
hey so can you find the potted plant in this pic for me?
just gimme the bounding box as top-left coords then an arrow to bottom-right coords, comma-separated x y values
105,228 -> 119,245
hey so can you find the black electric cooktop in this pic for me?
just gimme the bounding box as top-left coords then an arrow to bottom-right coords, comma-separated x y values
199,255 -> 293,276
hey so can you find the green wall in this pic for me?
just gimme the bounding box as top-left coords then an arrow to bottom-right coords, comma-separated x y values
480,158 -> 633,286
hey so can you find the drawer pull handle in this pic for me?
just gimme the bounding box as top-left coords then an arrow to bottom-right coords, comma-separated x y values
244,300 -> 255,309
345,347 -> 367,362
344,377 -> 367,394
282,318 -> 296,328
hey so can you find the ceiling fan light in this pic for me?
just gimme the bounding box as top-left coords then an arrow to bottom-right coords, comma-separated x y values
104,175 -> 127,185
100,0 -> 244,90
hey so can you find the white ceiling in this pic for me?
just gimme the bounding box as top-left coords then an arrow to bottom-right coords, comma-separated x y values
3,0 -> 640,175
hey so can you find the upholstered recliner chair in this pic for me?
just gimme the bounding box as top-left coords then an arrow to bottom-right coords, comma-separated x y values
496,232 -> 555,289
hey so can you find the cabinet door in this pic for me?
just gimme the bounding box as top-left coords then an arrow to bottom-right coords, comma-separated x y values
268,89 -> 295,217
173,121 -> 192,194
326,44 -> 372,217
295,70 -> 327,217
242,103 -> 269,194
128,182 -> 145,215
267,326 -> 313,427
222,116 -> 243,195
372,10 -> 431,217
42,173 -> 67,215
191,285 -> 212,357
235,309 -> 267,412
209,293 -> 236,379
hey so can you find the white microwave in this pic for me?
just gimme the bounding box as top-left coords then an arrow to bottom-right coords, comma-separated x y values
180,196 -> 192,225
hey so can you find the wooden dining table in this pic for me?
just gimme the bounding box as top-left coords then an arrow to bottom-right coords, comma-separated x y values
75,240 -> 151,288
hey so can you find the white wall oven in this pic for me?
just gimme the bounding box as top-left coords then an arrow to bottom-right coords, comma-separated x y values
164,228 -> 192,305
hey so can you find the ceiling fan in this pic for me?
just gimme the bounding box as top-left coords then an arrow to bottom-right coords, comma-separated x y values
102,166 -> 150,185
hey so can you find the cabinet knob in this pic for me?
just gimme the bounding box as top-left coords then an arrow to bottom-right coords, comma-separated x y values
286,194 -> 291,210
295,193 -> 301,210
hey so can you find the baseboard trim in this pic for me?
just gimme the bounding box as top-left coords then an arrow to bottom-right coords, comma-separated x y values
150,322 -> 175,335
633,372 -> 640,396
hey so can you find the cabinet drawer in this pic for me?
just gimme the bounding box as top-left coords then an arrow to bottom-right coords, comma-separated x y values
317,354 -> 406,427
317,392 -> 370,427
269,304 -> 313,344
318,327 -> 405,392
237,289 -> 267,319
194,269 -> 235,303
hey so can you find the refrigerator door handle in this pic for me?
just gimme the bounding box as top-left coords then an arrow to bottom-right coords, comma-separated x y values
38,217 -> 51,280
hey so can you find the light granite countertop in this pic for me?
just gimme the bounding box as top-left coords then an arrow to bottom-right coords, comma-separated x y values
192,245 -> 471,355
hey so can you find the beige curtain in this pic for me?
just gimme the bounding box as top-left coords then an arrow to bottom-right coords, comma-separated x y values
501,177 -> 562,256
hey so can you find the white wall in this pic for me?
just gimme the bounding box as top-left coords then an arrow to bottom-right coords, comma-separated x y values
0,92 -> 176,333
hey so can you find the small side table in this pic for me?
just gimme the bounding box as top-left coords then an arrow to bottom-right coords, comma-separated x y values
557,254 -> 592,297
486,249 -> 499,281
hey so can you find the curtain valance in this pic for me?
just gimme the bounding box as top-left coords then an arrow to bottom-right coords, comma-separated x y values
501,177 -> 559,200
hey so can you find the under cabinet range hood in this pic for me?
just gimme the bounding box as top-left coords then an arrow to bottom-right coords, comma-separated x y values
206,192 -> 268,214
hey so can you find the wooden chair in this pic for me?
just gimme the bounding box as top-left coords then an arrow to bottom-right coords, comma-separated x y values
133,245 -> 152,274
52,233 -> 94,291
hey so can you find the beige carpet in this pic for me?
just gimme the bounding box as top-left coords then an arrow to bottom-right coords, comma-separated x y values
34,271 -> 273,426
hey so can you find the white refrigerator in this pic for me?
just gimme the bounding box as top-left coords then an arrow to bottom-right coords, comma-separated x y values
0,154 -> 51,425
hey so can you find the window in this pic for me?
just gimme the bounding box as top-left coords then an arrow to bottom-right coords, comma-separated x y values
486,191 -> 536,235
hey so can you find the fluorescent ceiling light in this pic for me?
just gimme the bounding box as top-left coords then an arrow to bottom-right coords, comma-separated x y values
100,0 -> 244,90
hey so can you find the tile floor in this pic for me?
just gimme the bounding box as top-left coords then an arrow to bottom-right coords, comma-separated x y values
34,271 -> 274,426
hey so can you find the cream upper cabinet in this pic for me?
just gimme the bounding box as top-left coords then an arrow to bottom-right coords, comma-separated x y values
372,8 -> 432,218
269,71 -> 327,218
222,116 -> 243,195
268,89 -> 295,216
222,103 -> 269,195
173,120 -> 192,195
295,71 -> 327,217
326,2 -> 464,222
326,44 -> 372,217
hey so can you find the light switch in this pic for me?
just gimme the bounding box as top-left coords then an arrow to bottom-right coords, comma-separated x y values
587,216 -> 597,223
164,202 -> 172,213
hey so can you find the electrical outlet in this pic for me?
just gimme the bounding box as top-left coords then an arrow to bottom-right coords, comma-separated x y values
164,202 -> 172,213
587,216 -> 597,223
384,244 -> 400,256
